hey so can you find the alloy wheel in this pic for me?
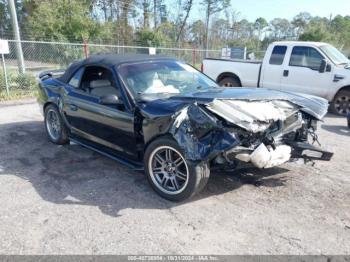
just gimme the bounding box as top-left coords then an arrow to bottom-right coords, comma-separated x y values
46,108 -> 61,140
334,94 -> 350,115
148,146 -> 189,195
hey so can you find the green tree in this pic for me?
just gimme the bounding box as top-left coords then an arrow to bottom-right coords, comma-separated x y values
254,17 -> 268,39
175,0 -> 193,45
299,16 -> 332,43
269,18 -> 293,40
188,20 -> 206,47
27,0 -> 100,42
202,0 -> 230,50
1,0 -> 30,39
135,28 -> 171,47
299,27 -> 330,42
0,0 -> 8,36
292,12 -> 312,37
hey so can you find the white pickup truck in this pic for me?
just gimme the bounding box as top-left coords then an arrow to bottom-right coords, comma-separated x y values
202,41 -> 350,115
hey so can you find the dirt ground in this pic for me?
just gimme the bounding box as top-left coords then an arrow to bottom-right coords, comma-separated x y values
0,99 -> 349,255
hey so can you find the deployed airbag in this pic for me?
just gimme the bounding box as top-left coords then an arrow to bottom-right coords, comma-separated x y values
236,143 -> 292,168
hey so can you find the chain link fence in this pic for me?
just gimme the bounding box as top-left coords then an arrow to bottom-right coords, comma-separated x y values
0,39 -> 225,99
0,39 -> 266,100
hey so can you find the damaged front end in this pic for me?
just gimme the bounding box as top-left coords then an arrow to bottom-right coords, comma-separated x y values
167,98 -> 333,170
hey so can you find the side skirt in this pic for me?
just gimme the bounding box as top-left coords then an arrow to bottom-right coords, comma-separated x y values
69,137 -> 144,171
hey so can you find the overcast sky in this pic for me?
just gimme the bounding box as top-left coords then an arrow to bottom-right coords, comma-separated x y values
185,0 -> 350,22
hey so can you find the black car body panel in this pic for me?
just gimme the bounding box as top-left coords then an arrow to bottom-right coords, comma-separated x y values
37,54 -> 333,171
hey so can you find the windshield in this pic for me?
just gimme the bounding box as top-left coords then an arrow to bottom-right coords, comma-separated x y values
319,45 -> 349,65
118,60 -> 218,100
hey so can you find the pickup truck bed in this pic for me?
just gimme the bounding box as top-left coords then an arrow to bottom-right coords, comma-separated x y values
202,58 -> 262,87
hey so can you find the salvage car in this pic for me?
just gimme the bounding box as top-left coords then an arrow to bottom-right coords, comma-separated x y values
37,54 -> 333,201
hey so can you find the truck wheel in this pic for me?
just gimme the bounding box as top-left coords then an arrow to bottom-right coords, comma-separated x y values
144,137 -> 210,202
330,90 -> 350,115
218,77 -> 241,88
44,104 -> 69,145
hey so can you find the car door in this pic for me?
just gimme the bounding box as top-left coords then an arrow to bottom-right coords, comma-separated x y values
280,45 -> 333,98
62,65 -> 138,160
260,45 -> 288,89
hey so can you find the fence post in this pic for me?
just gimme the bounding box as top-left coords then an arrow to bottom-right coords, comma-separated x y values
192,47 -> 196,67
1,54 -> 9,96
83,40 -> 89,58
8,0 -> 25,74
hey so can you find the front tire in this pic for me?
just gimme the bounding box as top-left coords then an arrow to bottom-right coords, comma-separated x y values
330,90 -> 350,115
44,104 -> 69,145
144,137 -> 210,201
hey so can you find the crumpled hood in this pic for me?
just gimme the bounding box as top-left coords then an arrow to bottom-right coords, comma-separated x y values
170,88 -> 329,120
139,88 -> 329,161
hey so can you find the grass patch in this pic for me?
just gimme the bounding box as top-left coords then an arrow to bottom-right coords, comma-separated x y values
0,70 -> 37,101
0,89 -> 37,101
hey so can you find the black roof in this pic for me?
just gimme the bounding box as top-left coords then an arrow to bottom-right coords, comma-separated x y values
59,53 -> 175,83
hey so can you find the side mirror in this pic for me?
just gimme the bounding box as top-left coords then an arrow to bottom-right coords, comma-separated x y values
319,59 -> 327,73
99,94 -> 122,105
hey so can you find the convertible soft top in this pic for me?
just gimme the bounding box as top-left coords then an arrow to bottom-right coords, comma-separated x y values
58,53 -> 174,84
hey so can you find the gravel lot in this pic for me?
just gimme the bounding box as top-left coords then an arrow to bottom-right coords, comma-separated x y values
0,99 -> 349,255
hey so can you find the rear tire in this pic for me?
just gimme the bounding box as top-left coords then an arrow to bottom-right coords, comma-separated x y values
144,137 -> 210,201
44,104 -> 69,145
218,76 -> 241,88
330,90 -> 350,115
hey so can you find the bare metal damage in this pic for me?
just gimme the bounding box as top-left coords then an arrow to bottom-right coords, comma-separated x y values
166,98 -> 332,169
206,99 -> 299,133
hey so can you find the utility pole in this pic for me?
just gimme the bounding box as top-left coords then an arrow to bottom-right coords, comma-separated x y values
153,0 -> 157,28
8,0 -> 25,74
204,0 -> 211,57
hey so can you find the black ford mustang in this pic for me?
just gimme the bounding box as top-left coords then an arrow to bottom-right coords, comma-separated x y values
38,54 -> 333,201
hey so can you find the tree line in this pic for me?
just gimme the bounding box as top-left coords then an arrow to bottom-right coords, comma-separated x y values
1,0 -> 350,55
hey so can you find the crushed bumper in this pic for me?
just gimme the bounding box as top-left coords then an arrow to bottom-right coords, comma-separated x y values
164,99 -> 333,168
287,141 -> 333,161
226,141 -> 333,169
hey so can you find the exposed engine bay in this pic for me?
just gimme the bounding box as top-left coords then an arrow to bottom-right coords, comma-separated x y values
166,98 -> 333,170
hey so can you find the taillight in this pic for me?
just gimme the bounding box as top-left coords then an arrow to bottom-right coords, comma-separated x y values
200,63 -> 203,72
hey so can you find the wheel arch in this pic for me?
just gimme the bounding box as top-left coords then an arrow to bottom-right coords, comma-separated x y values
43,100 -> 72,132
332,85 -> 350,101
43,101 -> 56,112
143,133 -> 175,155
330,85 -> 350,115
216,72 -> 242,86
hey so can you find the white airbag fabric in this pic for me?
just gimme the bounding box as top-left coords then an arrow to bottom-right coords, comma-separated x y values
236,143 -> 291,168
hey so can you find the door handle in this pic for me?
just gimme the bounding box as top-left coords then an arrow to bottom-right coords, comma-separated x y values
69,104 -> 78,111
283,70 -> 289,77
